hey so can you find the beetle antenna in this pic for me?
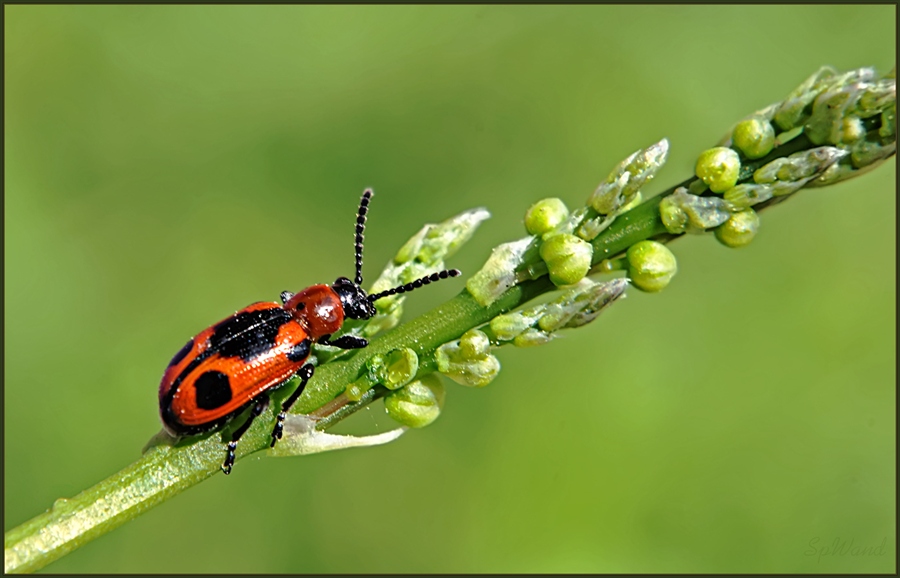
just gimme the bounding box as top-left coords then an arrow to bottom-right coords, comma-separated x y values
354,188 -> 373,286
367,269 -> 462,302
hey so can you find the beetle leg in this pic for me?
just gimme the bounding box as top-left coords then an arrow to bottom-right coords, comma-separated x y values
222,395 -> 270,475
280,291 -> 294,304
270,363 -> 315,448
319,334 -> 369,349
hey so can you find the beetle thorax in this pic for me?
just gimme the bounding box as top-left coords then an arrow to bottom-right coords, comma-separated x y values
283,285 -> 345,339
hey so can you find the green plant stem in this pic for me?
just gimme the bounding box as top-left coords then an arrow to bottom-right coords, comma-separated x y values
4,434 -> 222,574
3,120 -> 889,575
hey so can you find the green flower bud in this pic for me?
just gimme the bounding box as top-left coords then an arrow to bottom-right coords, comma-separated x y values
682,197 -> 733,230
489,309 -> 540,341
824,67 -> 876,88
513,328 -> 554,348
732,117 -> 776,159
784,147 -> 849,180
363,208 -> 489,338
538,278 -> 628,331
695,147 -> 741,193
715,209 -> 760,248
383,348 -> 419,390
595,258 -> 624,274
384,374 -> 446,428
459,328 -> 491,359
806,84 -> 862,145
466,237 -> 532,307
566,278 -> 629,328
589,139 -> 668,215
664,188 -> 733,232
627,240 -> 677,293
850,139 -> 894,170
590,172 -> 628,215
723,183 -> 773,210
717,104 -> 779,148
806,161 -> 855,188
490,278 -> 628,346
659,195 -> 688,234
525,198 -> 569,236
576,215 -> 612,241
437,351 -> 500,388
539,233 -> 593,286
754,147 -> 848,186
352,348 -> 420,400
394,227 -> 430,265
388,208 -> 490,269
435,329 -> 501,387
537,305 -> 572,332
419,208 -> 491,266
774,66 -> 838,131
774,67 -> 875,131
619,191 -> 643,213
857,78 -> 896,118
769,180 -> 805,197
752,159 -> 785,184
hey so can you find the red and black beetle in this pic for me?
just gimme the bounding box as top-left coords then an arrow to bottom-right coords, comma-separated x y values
158,189 -> 460,474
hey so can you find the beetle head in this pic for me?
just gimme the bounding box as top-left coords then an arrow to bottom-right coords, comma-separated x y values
332,277 -> 376,320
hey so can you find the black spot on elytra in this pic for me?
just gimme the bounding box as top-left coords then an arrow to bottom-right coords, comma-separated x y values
168,339 -> 194,367
210,308 -> 293,361
194,371 -> 233,410
287,339 -> 311,362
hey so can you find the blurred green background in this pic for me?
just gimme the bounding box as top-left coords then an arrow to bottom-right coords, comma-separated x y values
5,5 -> 895,573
